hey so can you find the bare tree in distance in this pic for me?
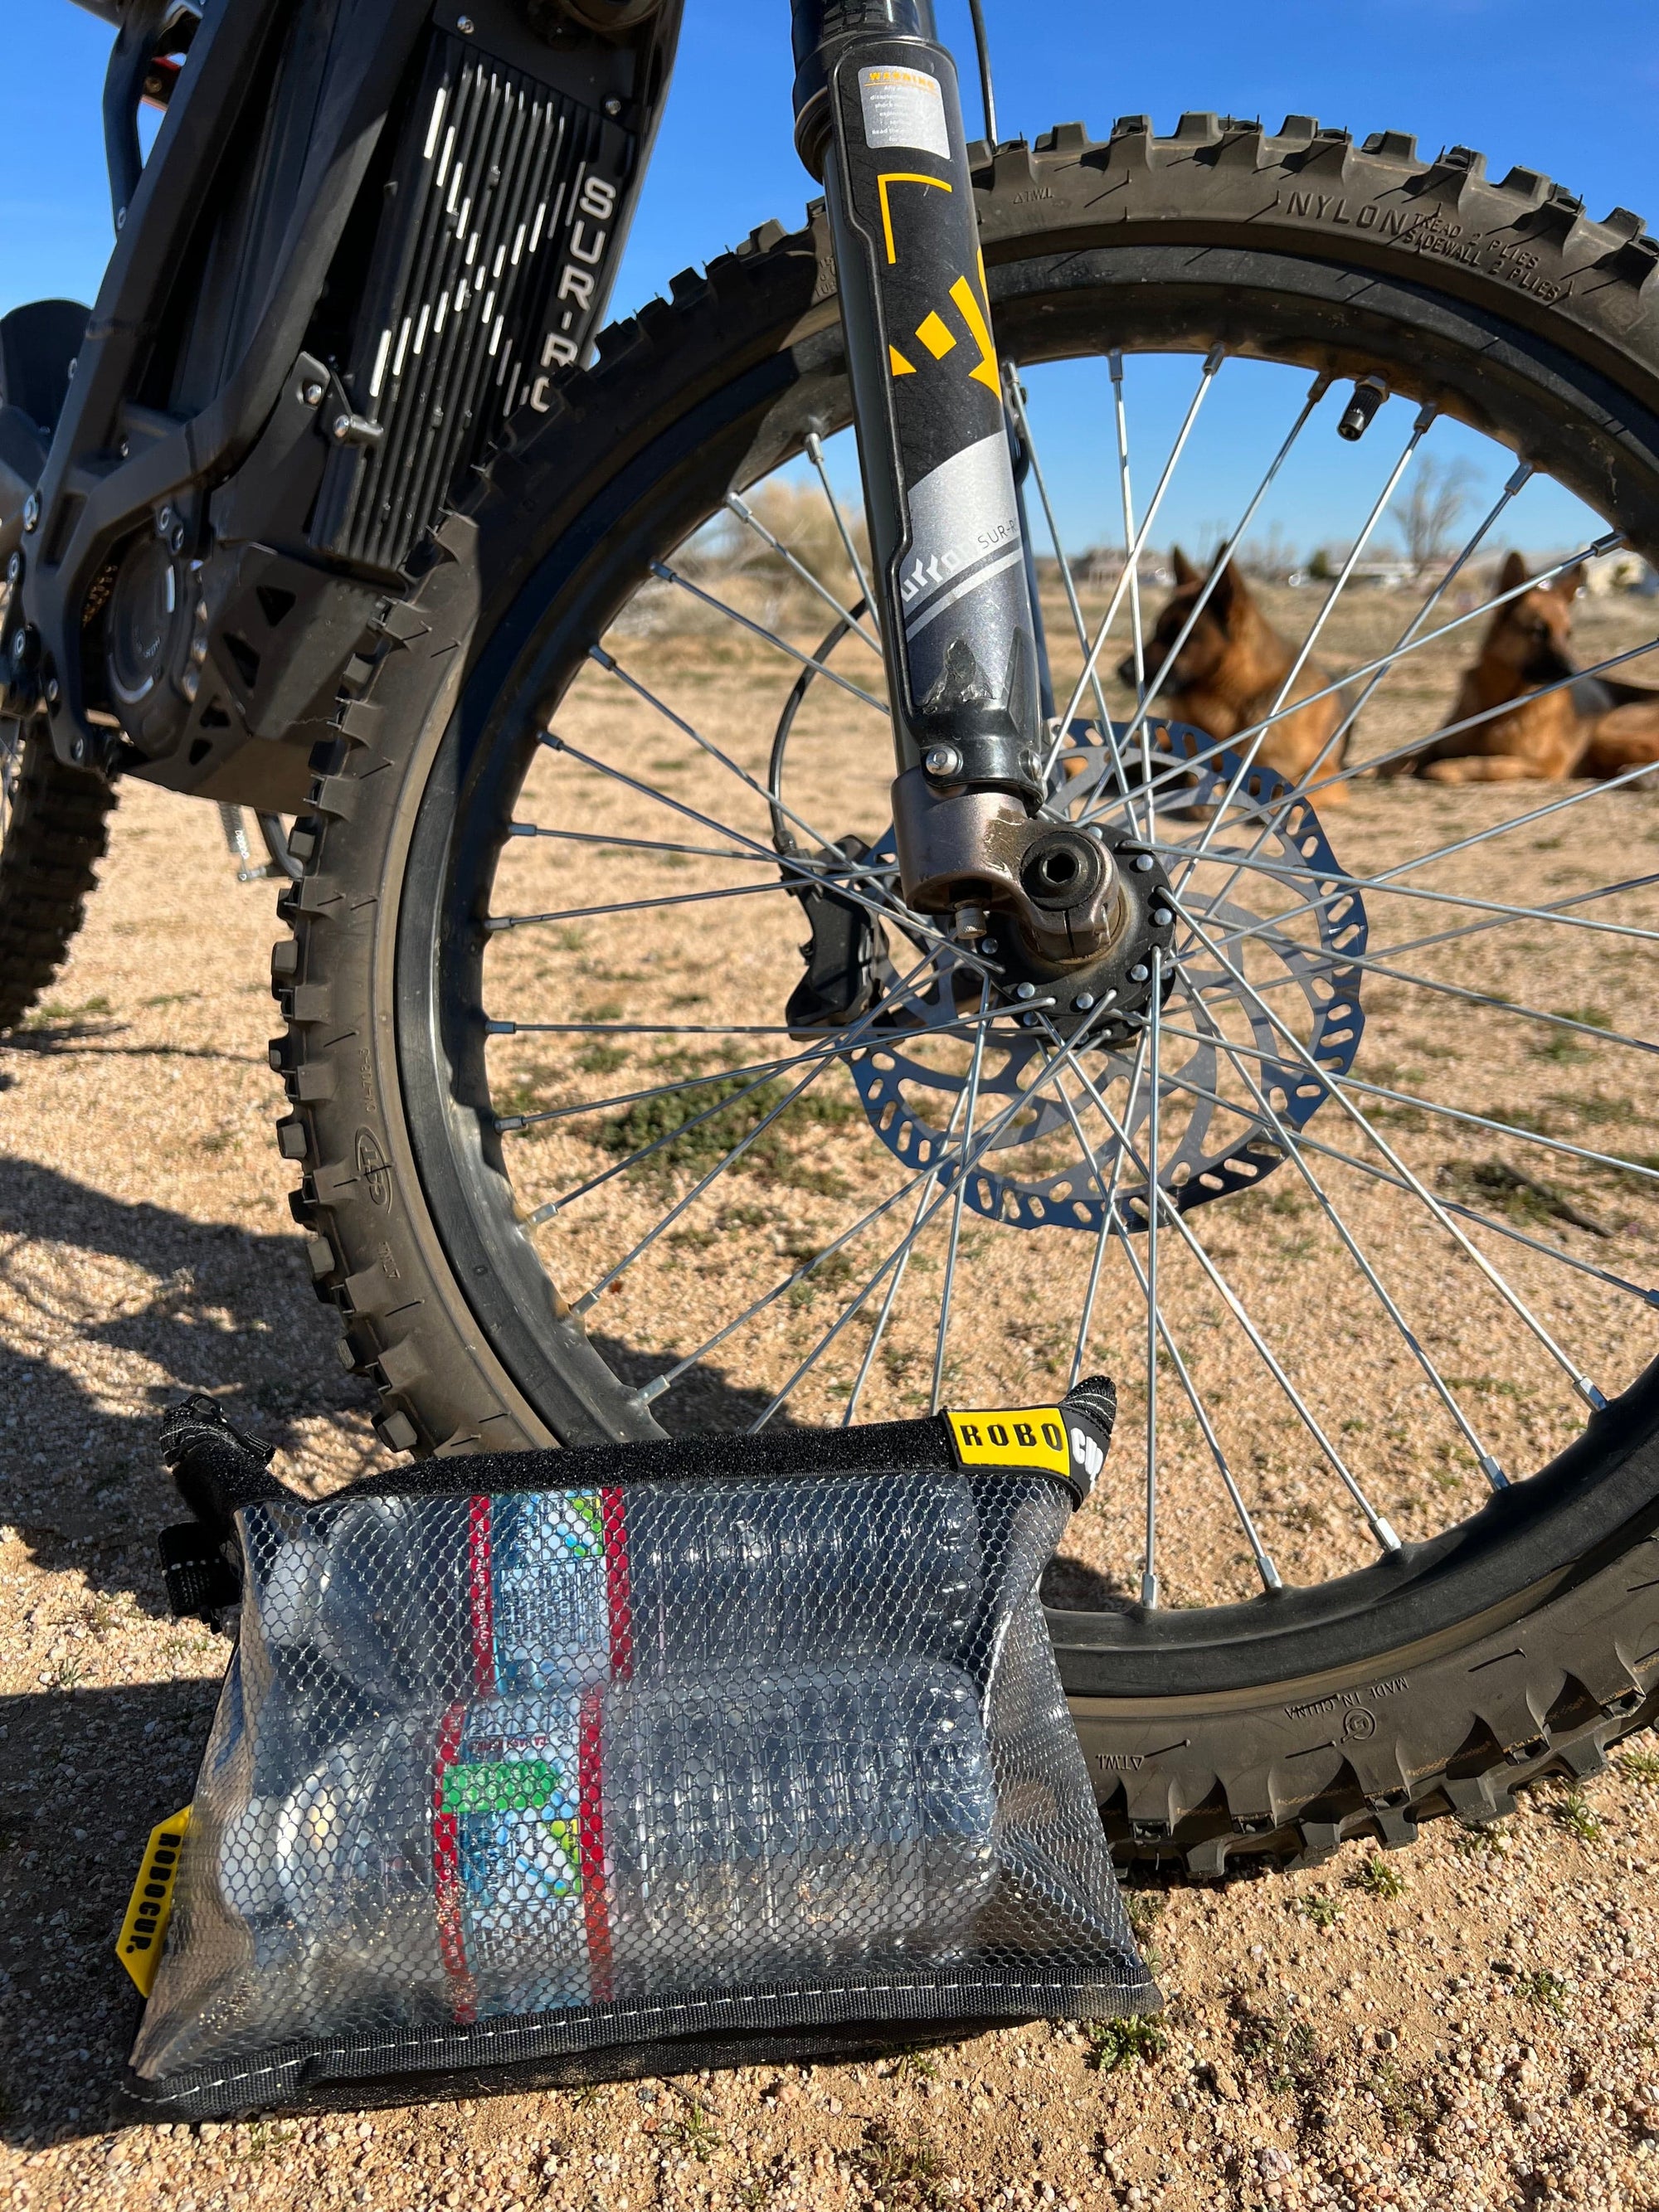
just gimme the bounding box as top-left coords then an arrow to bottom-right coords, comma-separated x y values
1392,452 -> 1480,581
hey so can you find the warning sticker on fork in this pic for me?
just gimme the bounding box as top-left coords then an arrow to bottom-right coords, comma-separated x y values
859,66 -> 951,160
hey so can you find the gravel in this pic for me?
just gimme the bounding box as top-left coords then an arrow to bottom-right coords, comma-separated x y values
0,741 -> 1654,2212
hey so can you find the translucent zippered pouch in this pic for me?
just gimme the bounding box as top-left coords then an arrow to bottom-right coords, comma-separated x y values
127,1382 -> 1155,2118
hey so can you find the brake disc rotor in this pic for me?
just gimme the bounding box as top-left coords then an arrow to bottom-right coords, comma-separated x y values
847,723 -> 1368,1230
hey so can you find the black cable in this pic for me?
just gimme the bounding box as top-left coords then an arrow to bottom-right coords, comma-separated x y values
964,0 -> 998,147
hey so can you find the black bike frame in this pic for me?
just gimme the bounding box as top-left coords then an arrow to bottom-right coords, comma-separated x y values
7,0 -> 1069,943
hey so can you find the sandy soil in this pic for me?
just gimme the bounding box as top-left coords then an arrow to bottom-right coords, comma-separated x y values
0,577 -> 1656,2209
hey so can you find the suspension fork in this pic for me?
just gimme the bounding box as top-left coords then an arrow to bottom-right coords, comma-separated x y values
790,0 -> 1120,980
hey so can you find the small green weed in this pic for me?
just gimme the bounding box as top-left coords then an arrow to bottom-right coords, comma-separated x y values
1350,1855 -> 1408,1901
658,2102 -> 722,2164
23,995 -> 112,1028
1292,1893 -> 1344,1929
1552,1790 -> 1603,1845
1452,1823 -> 1509,1857
850,2118 -> 953,2207
1618,1748 -> 1659,1782
1518,1969 -> 1569,2020
573,1041 -> 630,1076
890,2049 -> 938,2083
1086,2015 -> 1169,2072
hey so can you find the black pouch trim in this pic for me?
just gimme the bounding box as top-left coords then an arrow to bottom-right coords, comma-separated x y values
125,1963 -> 1160,2122
157,1524 -> 243,1624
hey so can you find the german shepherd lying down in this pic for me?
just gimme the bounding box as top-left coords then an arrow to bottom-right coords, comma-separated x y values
1392,552 -> 1659,783
1122,550 -> 1351,800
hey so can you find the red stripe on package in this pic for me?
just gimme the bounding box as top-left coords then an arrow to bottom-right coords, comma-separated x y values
431,1699 -> 477,2025
578,1682 -> 614,2002
601,1486 -> 633,1681
467,1495 -> 495,1694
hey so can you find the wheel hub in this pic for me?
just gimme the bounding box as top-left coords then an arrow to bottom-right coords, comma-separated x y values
843,721 -> 1367,1232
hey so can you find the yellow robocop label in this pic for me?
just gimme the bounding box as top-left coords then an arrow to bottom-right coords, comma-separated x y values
947,1407 -> 1070,1477
117,1806 -> 192,1996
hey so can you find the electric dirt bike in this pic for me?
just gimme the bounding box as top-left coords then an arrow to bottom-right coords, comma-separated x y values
4,0 -> 1658,1875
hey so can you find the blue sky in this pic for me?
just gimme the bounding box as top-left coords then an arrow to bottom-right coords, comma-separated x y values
7,0 -> 1657,561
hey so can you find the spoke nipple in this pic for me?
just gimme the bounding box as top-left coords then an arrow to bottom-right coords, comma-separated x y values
1014,981 -> 1037,1000
630,1376 -> 671,1407
1139,1572 -> 1159,1610
1128,963 -> 1149,984
484,1019 -> 516,1035
1131,853 -> 1155,873
572,1290 -> 601,1316
1374,1517 -> 1403,1554
508,822 -> 536,838
1481,1455 -> 1511,1491
1073,992 -> 1096,1012
1260,1558 -> 1284,1592
528,1200 -> 560,1225
1582,1379 -> 1609,1412
495,1116 -> 526,1132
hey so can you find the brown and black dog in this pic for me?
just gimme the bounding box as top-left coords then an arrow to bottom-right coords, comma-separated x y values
1392,551 -> 1659,782
1121,549 -> 1351,800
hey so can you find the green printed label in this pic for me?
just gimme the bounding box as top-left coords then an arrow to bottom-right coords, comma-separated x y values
441,1757 -> 565,1815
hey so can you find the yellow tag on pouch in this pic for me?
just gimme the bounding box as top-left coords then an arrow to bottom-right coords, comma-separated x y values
946,1406 -> 1070,1479
117,1806 -> 192,1996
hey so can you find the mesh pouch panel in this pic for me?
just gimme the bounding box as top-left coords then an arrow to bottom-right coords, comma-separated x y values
129,1427 -> 1154,2117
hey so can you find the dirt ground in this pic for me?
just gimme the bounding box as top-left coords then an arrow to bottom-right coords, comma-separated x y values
0,573 -> 1657,2209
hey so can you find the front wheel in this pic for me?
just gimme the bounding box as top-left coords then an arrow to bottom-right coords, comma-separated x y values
272,116 -> 1659,1874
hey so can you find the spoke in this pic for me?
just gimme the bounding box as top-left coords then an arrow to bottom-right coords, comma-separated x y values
930,981 -> 991,1416
650,999 -> 1121,1415
1109,352 -> 1149,734
488,878 -> 803,934
1078,532 -> 1632,828
1369,870 -> 1659,968
1073,373 -> 1333,781
1053,348 -> 1229,756
1150,1054 -> 1659,1306
1178,406 -> 1437,875
501,996 -> 1041,1136
649,562 -> 889,715
591,644 -> 850,858
569,954 -> 941,1307
1182,459 -> 1533,921
1180,931 -> 1657,1062
543,732 -> 996,974
1184,989 -> 1507,1490
1169,898 -> 1612,1409
1046,1060 -> 1283,1595
502,1042 -> 848,1136
1003,363 -> 1117,752
1063,1048 -> 1403,1554
1158,1010 -> 1659,1191
1141,946 -> 1164,1604
1069,1028 -> 1151,1390
841,1085 -> 974,1427
1289,1126 -> 1659,1309
723,491 -> 883,653
505,823 -> 801,866
805,430 -> 876,614
1155,838 -> 1659,952
1274,939 -> 1657,1061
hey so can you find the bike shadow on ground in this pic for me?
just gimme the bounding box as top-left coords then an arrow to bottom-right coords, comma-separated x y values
0,1159 -> 818,1617
0,1678 -> 218,2146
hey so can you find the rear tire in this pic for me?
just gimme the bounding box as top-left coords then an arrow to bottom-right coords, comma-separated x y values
270,117 -> 1659,1872
0,722 -> 115,1034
